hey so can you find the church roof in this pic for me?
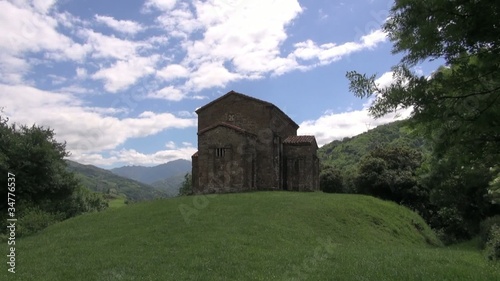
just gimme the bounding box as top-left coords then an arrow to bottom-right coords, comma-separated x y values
197,122 -> 257,137
195,90 -> 299,129
283,135 -> 318,148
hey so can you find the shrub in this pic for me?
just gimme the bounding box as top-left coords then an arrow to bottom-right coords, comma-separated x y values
480,215 -> 500,248
485,225 -> 500,261
17,206 -> 62,237
320,166 -> 343,193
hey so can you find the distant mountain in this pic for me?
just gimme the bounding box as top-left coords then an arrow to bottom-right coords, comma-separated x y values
110,159 -> 191,185
151,174 -> 186,197
66,160 -> 168,202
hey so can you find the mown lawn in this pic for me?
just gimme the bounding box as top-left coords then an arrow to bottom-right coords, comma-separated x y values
3,192 -> 500,280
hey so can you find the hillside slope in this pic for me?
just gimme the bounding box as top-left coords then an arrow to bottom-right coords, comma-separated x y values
319,120 -> 428,169
7,192 -> 500,280
151,173 -> 186,196
66,160 -> 168,202
110,159 -> 191,184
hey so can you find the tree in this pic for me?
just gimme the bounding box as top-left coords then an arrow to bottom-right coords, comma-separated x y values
422,154 -> 498,242
178,173 -> 192,196
320,165 -> 343,193
354,145 -> 426,207
346,0 -> 500,168
0,114 -> 107,236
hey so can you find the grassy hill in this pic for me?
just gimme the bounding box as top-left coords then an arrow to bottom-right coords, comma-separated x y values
6,192 -> 500,280
66,160 -> 168,202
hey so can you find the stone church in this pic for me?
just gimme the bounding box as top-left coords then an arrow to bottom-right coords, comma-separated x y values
191,90 -> 319,193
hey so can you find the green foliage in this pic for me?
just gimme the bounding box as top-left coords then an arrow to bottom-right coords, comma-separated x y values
69,185 -> 109,214
178,173 -> 192,196
489,167 -> 500,204
0,122 -> 76,214
320,165 -> 343,193
480,215 -> 500,248
486,225 -> 500,261
355,145 -> 426,207
0,115 -> 108,237
16,205 -> 62,238
345,0 -> 500,244
424,156 -> 497,241
319,120 -> 429,193
346,0 -> 500,167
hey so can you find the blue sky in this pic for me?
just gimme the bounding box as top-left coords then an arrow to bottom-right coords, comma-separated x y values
0,0 -> 443,168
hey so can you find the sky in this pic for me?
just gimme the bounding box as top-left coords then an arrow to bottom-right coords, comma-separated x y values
0,0 -> 443,168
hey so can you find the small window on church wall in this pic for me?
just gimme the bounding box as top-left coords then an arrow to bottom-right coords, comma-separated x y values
227,114 -> 235,122
215,148 -> 227,158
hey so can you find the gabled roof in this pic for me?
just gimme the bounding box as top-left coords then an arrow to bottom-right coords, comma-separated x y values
198,122 -> 257,137
283,135 -> 318,148
196,90 -> 299,129
192,151 -> 198,157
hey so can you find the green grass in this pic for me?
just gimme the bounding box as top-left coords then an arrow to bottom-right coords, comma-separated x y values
107,196 -> 127,209
4,192 -> 500,280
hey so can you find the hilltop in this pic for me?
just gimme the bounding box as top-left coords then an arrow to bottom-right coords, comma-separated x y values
6,192 -> 500,280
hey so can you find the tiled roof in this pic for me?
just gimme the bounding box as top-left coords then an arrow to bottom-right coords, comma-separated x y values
198,122 -> 256,137
283,135 -> 317,146
195,90 -> 299,129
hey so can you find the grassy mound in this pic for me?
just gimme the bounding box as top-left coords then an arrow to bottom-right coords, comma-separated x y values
5,192 -> 500,280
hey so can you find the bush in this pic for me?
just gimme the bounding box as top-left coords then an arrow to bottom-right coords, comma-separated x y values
431,207 -> 471,245
485,225 -> 500,261
17,206 -> 62,237
320,166 -> 343,193
480,215 -> 500,248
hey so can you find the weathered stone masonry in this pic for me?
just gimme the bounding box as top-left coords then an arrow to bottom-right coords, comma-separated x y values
192,90 -> 319,193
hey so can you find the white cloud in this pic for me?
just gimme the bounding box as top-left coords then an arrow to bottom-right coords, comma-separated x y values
165,141 -> 176,149
292,29 -> 387,64
32,0 -> 57,14
0,84 -> 196,156
147,86 -> 185,101
361,29 -> 387,48
95,15 -> 145,35
92,55 -> 159,92
185,61 -> 241,92
81,29 -> 145,60
144,0 -> 178,12
156,64 -> 189,81
115,146 -> 196,165
75,67 -> 88,79
0,54 -> 30,84
375,71 -> 394,89
139,1 -> 388,93
73,145 -> 196,167
298,71 -> 411,146
298,108 -> 412,147
0,1 -> 89,82
156,4 -> 199,38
